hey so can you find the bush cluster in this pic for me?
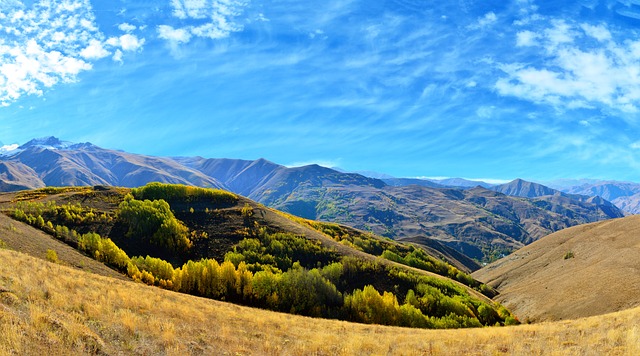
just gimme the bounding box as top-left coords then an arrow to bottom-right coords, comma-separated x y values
131,182 -> 237,204
117,196 -> 192,252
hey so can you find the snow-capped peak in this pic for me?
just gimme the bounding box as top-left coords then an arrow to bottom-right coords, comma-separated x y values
18,136 -> 74,150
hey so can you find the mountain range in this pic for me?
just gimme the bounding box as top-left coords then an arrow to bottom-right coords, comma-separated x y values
0,137 -> 628,262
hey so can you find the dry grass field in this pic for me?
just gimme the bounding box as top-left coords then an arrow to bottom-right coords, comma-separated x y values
1,248 -> 639,355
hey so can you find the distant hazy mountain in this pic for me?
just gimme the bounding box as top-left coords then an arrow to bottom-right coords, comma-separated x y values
354,171 -> 395,179
554,181 -> 640,214
542,178 -> 604,191
384,177 -> 492,189
382,178 -> 444,188
0,137 -> 626,262
430,178 -> 494,189
563,181 -> 640,201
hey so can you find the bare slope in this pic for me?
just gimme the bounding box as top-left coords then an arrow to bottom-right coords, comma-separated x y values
0,192 -> 124,280
473,215 -> 640,322
1,248 -> 639,355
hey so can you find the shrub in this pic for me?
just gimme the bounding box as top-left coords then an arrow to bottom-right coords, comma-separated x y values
45,249 -> 59,263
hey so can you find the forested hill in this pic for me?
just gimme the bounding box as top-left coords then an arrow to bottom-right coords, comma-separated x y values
0,184 -> 516,329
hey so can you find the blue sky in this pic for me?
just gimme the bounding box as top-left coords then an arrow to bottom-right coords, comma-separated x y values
3,0 -> 640,182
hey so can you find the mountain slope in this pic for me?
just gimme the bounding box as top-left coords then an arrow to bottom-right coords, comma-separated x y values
612,193 -> 640,214
0,137 -> 626,263
382,178 -> 444,188
2,137 -> 225,189
491,178 -> 559,198
0,161 -> 44,191
473,215 -> 640,322
273,183 -> 624,262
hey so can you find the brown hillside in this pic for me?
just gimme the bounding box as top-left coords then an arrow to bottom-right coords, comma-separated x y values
473,215 -> 640,322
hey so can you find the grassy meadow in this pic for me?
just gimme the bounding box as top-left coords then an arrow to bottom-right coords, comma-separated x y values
1,248 -> 639,355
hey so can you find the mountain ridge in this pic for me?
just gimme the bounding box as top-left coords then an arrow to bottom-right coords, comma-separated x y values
0,137 -> 627,262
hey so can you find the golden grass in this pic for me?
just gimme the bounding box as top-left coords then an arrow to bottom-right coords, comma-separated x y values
0,248 -> 639,355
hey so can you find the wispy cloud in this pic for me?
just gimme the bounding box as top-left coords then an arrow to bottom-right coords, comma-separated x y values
0,0 -> 145,106
469,12 -> 498,29
496,20 -> 640,112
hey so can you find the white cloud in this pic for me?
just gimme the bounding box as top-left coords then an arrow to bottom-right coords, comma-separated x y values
470,12 -> 497,29
158,0 -> 249,45
118,23 -> 137,32
118,34 -> 145,51
112,49 -> 123,63
106,34 -> 145,52
158,25 -> 192,43
543,20 -> 576,48
0,0 -> 145,106
496,21 -> 640,112
80,39 -> 109,59
0,143 -> 19,154
171,0 -> 209,19
479,12 -> 497,27
630,141 -> 640,150
580,24 -> 611,42
476,106 -> 495,118
516,30 -> 538,47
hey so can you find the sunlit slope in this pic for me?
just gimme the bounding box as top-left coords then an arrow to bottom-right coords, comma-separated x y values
473,215 -> 640,322
1,248 -> 639,355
